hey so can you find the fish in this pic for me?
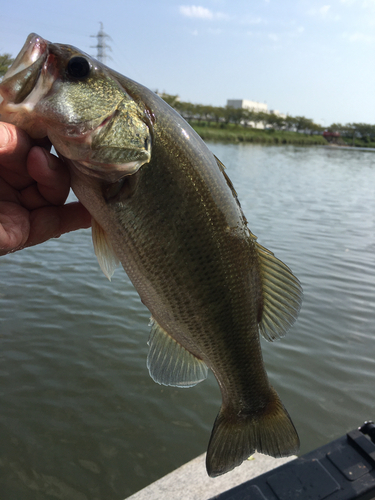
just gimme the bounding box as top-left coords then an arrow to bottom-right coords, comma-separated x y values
0,34 -> 303,477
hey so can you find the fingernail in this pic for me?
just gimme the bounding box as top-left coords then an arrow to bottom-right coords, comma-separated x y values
0,123 -> 11,149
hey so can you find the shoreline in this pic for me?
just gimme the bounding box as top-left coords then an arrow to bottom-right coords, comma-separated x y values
190,122 -> 328,146
189,121 -> 375,148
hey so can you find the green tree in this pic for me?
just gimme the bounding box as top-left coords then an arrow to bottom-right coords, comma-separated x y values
224,106 -> 251,126
350,123 -> 375,143
252,111 -> 269,129
0,53 -> 14,79
174,100 -> 195,122
159,92 -> 180,108
266,113 -> 285,130
284,115 -> 297,131
211,106 -> 226,124
201,105 -> 218,125
194,104 -> 207,123
310,122 -> 325,135
329,123 -> 351,137
241,108 -> 256,127
293,116 -> 315,133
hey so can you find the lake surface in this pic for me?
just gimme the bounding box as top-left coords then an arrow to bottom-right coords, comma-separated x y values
1,143 -> 375,499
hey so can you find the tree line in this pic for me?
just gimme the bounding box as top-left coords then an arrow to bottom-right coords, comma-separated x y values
328,122 -> 375,144
159,93 -> 375,144
159,93 -> 325,135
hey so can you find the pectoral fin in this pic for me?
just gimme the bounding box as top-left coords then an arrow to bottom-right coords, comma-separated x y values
92,218 -> 119,281
256,241 -> 303,341
147,318 -> 208,387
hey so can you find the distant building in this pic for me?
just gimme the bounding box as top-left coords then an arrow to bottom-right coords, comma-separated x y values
227,99 -> 268,113
226,99 -> 286,128
269,110 -> 287,119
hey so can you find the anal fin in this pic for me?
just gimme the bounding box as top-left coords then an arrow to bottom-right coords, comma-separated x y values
147,318 -> 208,388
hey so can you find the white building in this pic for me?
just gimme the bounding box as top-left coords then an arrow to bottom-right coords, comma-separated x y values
226,99 -> 286,128
227,99 -> 268,113
270,109 -> 287,119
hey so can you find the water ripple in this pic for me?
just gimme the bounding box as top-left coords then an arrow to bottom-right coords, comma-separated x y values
1,144 -> 375,498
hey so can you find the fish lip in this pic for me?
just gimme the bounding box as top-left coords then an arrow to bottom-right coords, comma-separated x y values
74,157 -> 150,183
0,34 -> 49,105
60,152 -> 151,184
3,33 -> 49,81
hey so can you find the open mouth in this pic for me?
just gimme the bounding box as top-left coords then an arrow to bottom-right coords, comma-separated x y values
0,33 -> 49,104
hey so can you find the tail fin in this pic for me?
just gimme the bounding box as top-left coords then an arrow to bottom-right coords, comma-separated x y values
206,387 -> 299,477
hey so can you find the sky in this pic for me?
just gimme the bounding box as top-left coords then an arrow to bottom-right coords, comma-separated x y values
1,0 -> 374,126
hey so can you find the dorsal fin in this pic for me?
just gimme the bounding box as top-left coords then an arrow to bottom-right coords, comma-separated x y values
255,240 -> 303,341
91,218 -> 119,281
214,155 -> 248,225
147,318 -> 208,387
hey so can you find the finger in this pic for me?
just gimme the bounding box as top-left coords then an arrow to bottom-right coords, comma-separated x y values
0,123 -> 34,189
26,201 -> 91,247
0,201 -> 30,254
0,177 -> 19,204
27,146 -> 70,206
17,182 -> 49,211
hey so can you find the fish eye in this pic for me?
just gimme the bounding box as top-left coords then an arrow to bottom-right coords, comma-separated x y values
67,56 -> 91,79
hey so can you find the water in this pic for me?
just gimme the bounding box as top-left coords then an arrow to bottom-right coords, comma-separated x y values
1,144 -> 375,499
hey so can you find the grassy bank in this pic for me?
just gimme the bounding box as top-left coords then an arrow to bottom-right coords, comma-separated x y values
189,121 -> 327,146
341,137 -> 375,148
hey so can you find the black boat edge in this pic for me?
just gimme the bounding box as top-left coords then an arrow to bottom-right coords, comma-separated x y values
211,421 -> 375,500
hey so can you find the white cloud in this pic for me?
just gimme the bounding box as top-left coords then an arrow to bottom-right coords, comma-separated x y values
179,5 -> 230,21
308,4 -> 331,17
179,5 -> 214,19
320,5 -> 331,15
286,26 -> 305,39
268,33 -> 279,41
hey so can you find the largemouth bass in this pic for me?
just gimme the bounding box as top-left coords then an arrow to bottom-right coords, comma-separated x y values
0,34 -> 303,477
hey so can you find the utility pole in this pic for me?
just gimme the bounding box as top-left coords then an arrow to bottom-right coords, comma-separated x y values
91,22 -> 112,64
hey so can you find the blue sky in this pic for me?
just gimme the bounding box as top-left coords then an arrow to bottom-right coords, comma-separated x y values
1,0 -> 374,126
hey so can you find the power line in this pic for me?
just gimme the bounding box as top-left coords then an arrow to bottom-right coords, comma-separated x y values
90,22 -> 112,64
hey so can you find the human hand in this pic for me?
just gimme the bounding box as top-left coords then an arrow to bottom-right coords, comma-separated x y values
0,122 -> 91,255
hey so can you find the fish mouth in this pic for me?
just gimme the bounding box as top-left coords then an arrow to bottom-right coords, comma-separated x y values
1,34 -> 153,175
0,33 -> 49,105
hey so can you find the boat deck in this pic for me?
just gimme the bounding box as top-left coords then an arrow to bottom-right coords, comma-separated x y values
126,422 -> 375,500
